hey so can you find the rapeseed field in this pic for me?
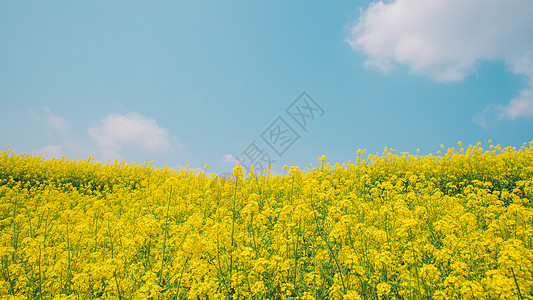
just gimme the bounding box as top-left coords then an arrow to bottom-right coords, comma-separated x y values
1,141 -> 532,299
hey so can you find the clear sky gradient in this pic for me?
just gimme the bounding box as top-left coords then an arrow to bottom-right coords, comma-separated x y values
2,0 -> 532,175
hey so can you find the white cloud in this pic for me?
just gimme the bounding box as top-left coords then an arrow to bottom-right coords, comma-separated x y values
347,0 -> 533,121
44,106 -> 69,132
88,112 -> 173,156
222,153 -> 241,165
499,89 -> 533,119
31,145 -> 64,158
97,148 -> 123,163
474,89 -> 533,127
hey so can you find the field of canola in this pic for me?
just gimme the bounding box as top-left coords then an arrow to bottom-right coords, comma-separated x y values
1,141 -> 533,299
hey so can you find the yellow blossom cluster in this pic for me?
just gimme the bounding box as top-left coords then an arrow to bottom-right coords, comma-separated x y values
1,141 -> 533,299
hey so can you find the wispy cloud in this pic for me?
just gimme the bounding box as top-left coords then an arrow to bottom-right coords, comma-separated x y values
44,106 -> 69,132
97,148 -> 123,162
31,144 -> 64,158
222,153 -> 241,165
498,89 -> 533,119
88,112 -> 174,160
347,0 -> 533,123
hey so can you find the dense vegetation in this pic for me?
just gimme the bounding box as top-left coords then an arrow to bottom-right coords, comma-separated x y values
1,141 -> 532,299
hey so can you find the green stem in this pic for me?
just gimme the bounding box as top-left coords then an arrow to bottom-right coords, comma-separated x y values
511,267 -> 523,300
311,206 -> 347,294
93,209 -> 99,253
175,257 -> 189,299
409,231 -> 421,299
159,187 -> 173,286
66,219 -> 73,284
230,177 -> 238,283
114,270 -> 123,300
216,234 -> 231,295
38,245 -> 43,300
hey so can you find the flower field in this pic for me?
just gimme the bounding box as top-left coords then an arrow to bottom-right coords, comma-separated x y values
1,141 -> 533,299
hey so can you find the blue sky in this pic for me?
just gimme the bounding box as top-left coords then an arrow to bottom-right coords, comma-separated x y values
1,0 -> 533,175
